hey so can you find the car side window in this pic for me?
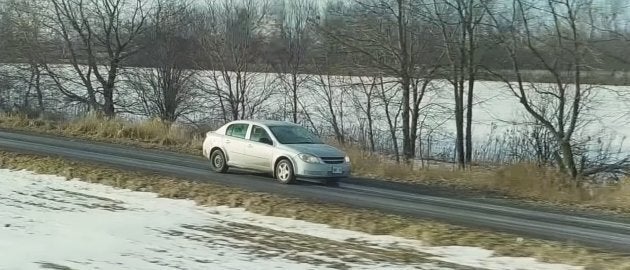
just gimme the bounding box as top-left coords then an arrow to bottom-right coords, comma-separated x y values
249,125 -> 271,143
226,124 -> 248,139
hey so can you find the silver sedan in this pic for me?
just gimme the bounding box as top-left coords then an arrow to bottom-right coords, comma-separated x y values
202,120 -> 351,184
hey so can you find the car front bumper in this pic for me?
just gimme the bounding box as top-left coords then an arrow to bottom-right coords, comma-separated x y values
294,160 -> 351,179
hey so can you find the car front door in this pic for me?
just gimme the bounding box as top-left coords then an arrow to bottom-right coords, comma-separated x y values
243,125 -> 275,172
224,123 -> 250,167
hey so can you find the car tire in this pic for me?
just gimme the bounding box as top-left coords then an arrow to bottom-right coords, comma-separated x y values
210,149 -> 228,173
275,159 -> 296,184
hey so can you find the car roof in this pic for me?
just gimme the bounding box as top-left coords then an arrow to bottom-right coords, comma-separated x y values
227,119 -> 300,127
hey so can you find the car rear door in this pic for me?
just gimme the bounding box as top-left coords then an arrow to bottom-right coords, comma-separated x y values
224,123 -> 250,166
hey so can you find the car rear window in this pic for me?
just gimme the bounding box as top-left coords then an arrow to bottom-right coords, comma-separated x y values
226,124 -> 248,139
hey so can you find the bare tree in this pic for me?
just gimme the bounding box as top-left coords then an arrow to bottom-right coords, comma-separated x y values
126,69 -> 197,123
0,0 -> 47,116
350,76 -> 379,151
270,0 -> 317,123
377,76 -> 403,162
124,0 -> 198,123
429,0 -> 490,168
200,0 -> 275,122
46,0 -> 149,117
310,59 -> 346,144
319,0 -> 441,163
484,0 -> 629,179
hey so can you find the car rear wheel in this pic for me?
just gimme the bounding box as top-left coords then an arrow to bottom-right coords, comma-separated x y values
210,150 -> 228,173
275,159 -> 296,184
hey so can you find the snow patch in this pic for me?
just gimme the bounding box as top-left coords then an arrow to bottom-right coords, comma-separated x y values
0,169 -> 582,270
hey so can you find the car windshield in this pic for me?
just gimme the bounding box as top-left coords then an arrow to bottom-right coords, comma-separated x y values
268,125 -> 323,144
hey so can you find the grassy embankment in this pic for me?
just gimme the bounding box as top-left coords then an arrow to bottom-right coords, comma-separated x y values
2,150 -> 630,269
1,113 -> 628,214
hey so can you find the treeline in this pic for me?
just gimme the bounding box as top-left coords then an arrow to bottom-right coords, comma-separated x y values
1,0 -> 629,72
0,0 -> 628,180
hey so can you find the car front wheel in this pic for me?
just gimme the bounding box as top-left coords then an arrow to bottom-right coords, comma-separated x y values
210,150 -> 228,173
275,159 -> 296,184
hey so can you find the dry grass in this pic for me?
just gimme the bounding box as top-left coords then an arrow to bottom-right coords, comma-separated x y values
2,151 -> 630,269
0,113 -> 203,155
2,113 -> 630,214
486,164 -> 630,213
346,145 -> 491,188
346,145 -> 630,213
66,115 -> 194,146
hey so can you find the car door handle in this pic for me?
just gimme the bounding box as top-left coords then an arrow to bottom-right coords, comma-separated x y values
225,139 -> 231,144
247,143 -> 253,148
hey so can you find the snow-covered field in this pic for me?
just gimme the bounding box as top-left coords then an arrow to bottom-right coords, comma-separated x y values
0,169 -> 582,270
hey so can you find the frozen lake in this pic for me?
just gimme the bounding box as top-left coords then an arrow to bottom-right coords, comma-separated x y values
1,64 -> 628,159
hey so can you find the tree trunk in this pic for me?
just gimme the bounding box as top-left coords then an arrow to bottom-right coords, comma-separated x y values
330,112 -> 344,144
231,102 -> 239,121
455,83 -> 466,168
391,130 -> 400,163
103,61 -> 120,117
386,115 -> 400,164
103,80 -> 115,117
410,110 -> 418,163
397,0 -> 412,163
465,77 -> 474,164
410,100 -> 419,166
380,78 -> 400,163
292,72 -> 298,123
401,76 -> 412,162
34,65 -> 44,115
103,88 -> 115,117
559,139 -> 579,179
464,0 -> 476,165
24,70 -> 35,109
384,101 -> 401,163
367,101 -> 375,152
410,79 -> 429,166
328,88 -> 344,145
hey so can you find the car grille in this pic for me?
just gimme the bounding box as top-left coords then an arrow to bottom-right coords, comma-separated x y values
320,157 -> 345,164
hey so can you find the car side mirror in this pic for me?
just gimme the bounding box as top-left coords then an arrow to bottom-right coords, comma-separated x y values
259,137 -> 273,145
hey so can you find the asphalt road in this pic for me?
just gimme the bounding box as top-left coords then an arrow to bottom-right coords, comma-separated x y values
1,130 -> 630,252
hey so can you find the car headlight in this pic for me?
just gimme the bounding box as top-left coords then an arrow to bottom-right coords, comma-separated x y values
344,155 -> 351,163
298,153 -> 321,164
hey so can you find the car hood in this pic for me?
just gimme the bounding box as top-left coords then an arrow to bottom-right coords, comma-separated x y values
283,144 -> 346,157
